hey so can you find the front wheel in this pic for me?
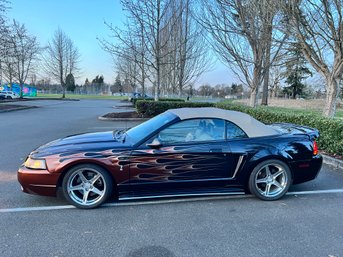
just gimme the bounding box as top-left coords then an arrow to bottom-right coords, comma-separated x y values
249,159 -> 292,201
62,164 -> 113,209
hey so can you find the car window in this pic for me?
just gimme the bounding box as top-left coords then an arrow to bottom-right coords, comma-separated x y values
126,112 -> 177,144
226,121 -> 247,139
158,118 -> 225,144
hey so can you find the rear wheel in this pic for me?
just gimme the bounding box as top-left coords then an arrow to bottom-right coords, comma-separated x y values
62,164 -> 113,209
249,159 -> 291,201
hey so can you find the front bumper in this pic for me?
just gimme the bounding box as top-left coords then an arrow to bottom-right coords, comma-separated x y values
17,166 -> 61,196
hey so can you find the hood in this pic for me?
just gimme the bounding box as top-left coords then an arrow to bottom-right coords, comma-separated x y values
31,131 -> 132,158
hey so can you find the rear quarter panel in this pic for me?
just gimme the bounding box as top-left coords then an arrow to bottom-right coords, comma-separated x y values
229,134 -> 315,187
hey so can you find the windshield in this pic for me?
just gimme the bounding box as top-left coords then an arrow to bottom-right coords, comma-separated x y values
126,112 -> 177,144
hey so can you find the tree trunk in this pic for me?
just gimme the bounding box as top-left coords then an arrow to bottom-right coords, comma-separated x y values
249,66 -> 260,107
323,76 -> 338,117
20,83 -> 23,98
154,0 -> 161,102
261,69 -> 270,105
141,58 -> 145,96
292,85 -> 296,99
261,39 -> 272,105
155,68 -> 160,101
62,84 -> 66,98
249,87 -> 258,107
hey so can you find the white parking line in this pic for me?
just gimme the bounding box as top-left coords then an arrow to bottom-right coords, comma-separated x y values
287,188 -> 343,195
0,205 -> 76,213
1,188 -> 343,213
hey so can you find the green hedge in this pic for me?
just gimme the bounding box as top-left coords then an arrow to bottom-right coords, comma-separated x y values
135,100 -> 343,155
132,97 -> 185,105
159,98 -> 185,102
131,97 -> 154,105
136,100 -> 214,117
216,102 -> 343,155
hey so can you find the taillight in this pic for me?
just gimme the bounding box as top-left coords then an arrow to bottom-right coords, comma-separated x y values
313,141 -> 318,155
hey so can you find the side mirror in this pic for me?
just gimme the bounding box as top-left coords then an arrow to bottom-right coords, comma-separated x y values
147,138 -> 162,149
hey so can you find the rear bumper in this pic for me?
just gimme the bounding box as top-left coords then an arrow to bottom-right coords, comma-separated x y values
291,154 -> 323,184
17,166 -> 61,196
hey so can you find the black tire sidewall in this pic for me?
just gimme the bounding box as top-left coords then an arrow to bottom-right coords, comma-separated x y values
62,164 -> 113,209
249,159 -> 292,201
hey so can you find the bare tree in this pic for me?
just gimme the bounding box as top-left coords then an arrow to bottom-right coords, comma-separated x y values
122,0 -> 174,100
101,20 -> 149,95
288,0 -> 343,117
199,0 -> 287,107
269,65 -> 283,98
8,20 -> 40,98
101,0 -> 211,99
0,0 -> 10,85
104,0 -> 174,100
161,0 -> 212,96
116,52 -> 138,92
260,0 -> 284,105
2,54 -> 15,86
43,28 -> 80,98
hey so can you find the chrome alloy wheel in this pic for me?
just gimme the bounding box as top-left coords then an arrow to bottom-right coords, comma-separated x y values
67,168 -> 107,206
255,164 -> 288,197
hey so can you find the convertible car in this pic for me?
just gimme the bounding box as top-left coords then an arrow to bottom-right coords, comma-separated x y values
18,107 -> 322,208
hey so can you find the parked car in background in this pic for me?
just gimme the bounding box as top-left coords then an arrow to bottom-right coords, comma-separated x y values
18,107 -> 322,209
128,92 -> 151,102
0,91 -> 19,99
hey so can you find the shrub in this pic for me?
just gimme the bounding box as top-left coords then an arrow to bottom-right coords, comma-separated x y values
131,97 -> 154,105
131,97 -> 185,105
136,100 -> 214,118
216,102 -> 343,155
135,100 -> 343,155
159,98 -> 185,102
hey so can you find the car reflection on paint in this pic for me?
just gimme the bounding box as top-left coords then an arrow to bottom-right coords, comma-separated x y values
18,107 -> 322,209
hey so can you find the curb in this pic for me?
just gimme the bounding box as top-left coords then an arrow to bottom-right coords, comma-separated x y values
27,98 -> 80,101
322,154 -> 343,170
1,98 -> 79,102
113,106 -> 135,110
98,116 -> 149,121
0,106 -> 38,113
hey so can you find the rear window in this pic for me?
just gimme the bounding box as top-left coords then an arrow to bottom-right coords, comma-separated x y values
226,121 -> 248,139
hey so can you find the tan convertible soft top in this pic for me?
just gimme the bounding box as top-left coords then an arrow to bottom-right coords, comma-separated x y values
167,107 -> 279,138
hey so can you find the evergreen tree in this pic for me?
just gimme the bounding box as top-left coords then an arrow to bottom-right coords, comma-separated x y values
283,43 -> 312,99
230,83 -> 243,96
91,75 -> 104,93
66,73 -> 75,92
114,75 -> 122,93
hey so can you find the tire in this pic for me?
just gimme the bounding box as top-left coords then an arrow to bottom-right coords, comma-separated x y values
248,159 -> 292,201
6,96 -> 12,99
62,164 -> 113,209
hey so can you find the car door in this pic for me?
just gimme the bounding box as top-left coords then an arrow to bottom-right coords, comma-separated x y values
129,118 -> 237,196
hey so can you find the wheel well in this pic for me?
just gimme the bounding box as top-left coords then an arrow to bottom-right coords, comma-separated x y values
57,162 -> 118,199
243,156 -> 293,190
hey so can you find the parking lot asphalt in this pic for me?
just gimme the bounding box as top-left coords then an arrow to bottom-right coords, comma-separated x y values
0,99 -> 342,257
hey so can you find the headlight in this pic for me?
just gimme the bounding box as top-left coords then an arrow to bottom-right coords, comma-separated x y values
24,157 -> 47,170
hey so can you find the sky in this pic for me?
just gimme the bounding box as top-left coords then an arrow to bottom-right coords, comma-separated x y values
6,0 -> 235,86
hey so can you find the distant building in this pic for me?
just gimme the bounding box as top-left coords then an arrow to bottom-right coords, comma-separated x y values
0,83 -> 37,97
